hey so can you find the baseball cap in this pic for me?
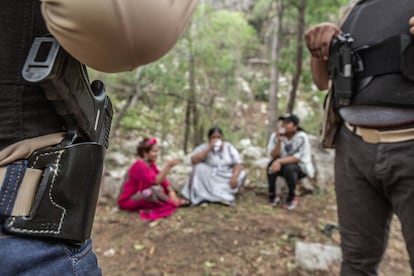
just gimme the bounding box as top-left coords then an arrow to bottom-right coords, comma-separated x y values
278,114 -> 300,126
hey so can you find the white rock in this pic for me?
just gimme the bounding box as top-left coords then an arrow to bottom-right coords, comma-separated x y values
295,241 -> 342,270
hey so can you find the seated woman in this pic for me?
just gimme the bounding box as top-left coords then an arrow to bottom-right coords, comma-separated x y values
181,127 -> 246,206
118,138 -> 185,220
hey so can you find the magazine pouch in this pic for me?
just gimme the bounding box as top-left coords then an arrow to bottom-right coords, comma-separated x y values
321,88 -> 343,148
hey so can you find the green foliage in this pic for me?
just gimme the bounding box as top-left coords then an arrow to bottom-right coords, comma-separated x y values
250,0 -> 273,24
97,0 -> 351,150
253,78 -> 270,102
190,6 -> 259,89
140,55 -> 189,96
121,108 -> 151,131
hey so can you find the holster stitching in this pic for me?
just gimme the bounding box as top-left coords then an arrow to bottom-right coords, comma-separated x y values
7,149 -> 67,234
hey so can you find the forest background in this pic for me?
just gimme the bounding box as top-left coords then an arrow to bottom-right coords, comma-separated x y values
89,0 -> 411,275
89,0 -> 348,155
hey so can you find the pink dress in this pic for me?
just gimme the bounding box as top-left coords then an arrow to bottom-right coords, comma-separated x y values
118,159 -> 177,220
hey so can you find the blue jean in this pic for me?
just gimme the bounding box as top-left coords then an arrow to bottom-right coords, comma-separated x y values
0,227 -> 101,275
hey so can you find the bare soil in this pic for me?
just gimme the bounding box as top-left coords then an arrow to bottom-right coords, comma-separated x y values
92,182 -> 410,275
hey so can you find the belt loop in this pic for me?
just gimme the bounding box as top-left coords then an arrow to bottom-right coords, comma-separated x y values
345,122 -> 356,134
0,162 -> 27,217
0,162 -> 43,218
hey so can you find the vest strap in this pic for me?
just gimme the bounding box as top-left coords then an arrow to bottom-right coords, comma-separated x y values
356,34 -> 414,79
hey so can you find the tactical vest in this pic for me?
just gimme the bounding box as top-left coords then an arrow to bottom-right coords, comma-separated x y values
341,0 -> 414,107
0,1 -> 64,151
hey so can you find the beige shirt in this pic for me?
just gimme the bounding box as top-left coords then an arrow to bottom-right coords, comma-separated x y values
41,0 -> 198,73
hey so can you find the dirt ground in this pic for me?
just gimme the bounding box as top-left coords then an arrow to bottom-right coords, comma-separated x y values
92,181 -> 410,276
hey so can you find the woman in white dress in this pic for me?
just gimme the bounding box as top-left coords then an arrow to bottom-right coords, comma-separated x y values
181,127 -> 246,205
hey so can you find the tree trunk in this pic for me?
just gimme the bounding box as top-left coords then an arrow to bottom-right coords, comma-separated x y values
267,0 -> 284,137
183,99 -> 192,154
189,54 -> 201,147
184,35 -> 195,154
286,0 -> 306,114
111,68 -> 142,138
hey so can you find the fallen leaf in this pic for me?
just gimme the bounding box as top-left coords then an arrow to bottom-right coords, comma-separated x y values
134,244 -> 145,251
103,248 -> 116,257
149,245 -> 155,255
204,261 -> 215,268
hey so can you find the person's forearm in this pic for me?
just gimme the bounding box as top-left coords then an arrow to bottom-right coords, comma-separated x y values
191,148 -> 210,165
277,156 -> 299,165
154,166 -> 171,184
270,141 -> 281,159
232,164 -> 242,179
311,57 -> 330,90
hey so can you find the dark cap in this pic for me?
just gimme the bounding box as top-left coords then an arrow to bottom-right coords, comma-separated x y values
278,113 -> 300,126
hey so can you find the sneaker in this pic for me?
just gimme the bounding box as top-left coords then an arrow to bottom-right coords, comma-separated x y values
268,195 -> 281,207
283,197 -> 298,210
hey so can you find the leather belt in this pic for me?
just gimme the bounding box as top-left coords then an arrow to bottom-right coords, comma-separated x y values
345,122 -> 414,143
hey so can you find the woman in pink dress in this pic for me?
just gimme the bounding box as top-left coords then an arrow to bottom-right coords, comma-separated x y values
118,138 -> 185,220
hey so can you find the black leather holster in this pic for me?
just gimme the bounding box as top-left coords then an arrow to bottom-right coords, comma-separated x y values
4,142 -> 105,245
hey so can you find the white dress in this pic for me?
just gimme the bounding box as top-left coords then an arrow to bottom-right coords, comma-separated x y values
181,142 -> 246,205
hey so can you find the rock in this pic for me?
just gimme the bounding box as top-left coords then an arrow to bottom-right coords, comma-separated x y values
252,158 -> 269,168
295,241 -> 342,270
241,145 -> 265,160
106,152 -> 129,166
99,173 -> 124,204
309,135 -> 335,190
237,138 -> 252,148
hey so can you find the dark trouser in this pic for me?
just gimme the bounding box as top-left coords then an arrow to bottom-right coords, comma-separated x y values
335,125 -> 414,275
267,160 -> 306,202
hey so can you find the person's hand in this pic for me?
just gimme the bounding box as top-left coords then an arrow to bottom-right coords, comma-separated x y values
131,192 -> 143,201
410,17 -> 414,35
209,138 -> 219,151
275,126 -> 281,139
140,186 -> 169,203
167,159 -> 181,168
275,122 -> 286,139
152,186 -> 169,202
229,176 -> 238,189
269,159 -> 282,174
305,23 -> 341,60
140,188 -> 157,202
